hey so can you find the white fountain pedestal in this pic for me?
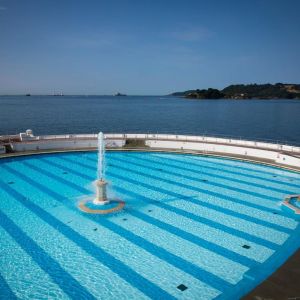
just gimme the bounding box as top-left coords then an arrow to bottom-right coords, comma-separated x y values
93,179 -> 110,205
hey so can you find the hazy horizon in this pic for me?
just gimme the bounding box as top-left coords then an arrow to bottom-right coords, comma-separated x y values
1,81 -> 300,97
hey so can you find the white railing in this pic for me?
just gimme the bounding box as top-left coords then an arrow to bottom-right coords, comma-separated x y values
103,133 -> 300,154
12,132 -> 300,154
38,134 -> 98,140
4,131 -> 299,154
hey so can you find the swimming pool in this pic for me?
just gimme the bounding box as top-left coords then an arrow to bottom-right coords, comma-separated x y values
0,151 -> 299,299
290,197 -> 300,209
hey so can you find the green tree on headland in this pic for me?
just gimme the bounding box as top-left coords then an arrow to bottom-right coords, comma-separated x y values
186,88 -> 225,99
171,83 -> 300,99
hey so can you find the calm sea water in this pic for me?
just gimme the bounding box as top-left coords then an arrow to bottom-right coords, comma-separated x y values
1,96 -> 300,145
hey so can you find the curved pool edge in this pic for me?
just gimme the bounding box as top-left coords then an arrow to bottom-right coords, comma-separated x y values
1,147 -> 300,174
242,225 -> 300,299
229,220 -> 300,300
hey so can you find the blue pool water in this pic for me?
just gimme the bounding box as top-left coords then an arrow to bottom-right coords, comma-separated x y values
290,198 -> 300,209
0,151 -> 300,299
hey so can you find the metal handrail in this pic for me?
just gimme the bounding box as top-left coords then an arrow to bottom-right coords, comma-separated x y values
3,130 -> 300,147
12,132 -> 300,154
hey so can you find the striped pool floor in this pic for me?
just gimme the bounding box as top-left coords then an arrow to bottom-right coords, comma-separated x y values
0,151 -> 300,299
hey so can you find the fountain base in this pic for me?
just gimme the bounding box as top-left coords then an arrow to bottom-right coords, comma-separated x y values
78,199 -> 125,214
78,179 -> 125,214
93,179 -> 109,205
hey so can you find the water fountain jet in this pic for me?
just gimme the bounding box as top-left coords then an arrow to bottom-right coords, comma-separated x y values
93,132 -> 109,205
78,132 -> 125,214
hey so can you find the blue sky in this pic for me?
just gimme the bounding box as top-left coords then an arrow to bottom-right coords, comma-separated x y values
0,0 -> 299,95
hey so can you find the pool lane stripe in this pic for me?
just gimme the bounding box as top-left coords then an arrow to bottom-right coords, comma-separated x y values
161,155 -> 300,190
0,183 -> 176,300
137,157 -> 300,200
2,161 -> 277,250
111,182 -> 278,251
83,155 -> 280,214
184,154 -> 300,182
107,172 -> 286,244
150,154 -> 298,192
114,179 -> 277,262
25,157 -> 279,250
1,178 -> 232,293
20,157 -> 262,267
32,158 -> 256,267
21,161 -> 88,194
99,219 -> 233,291
0,210 -> 97,300
62,156 -> 279,215
107,156 -> 291,233
129,210 -> 256,268
42,157 -> 92,181
110,158 -> 289,203
15,160 -> 283,248
112,157 -> 278,201
0,273 -> 17,300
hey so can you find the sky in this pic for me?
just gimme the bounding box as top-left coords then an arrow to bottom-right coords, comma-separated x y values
0,0 -> 299,95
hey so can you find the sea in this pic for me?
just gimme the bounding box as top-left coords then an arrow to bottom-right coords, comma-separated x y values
0,95 -> 300,145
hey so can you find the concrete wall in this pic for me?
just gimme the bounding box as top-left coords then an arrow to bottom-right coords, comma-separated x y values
275,153 -> 300,167
6,133 -> 300,169
0,146 -> 5,154
145,140 -> 300,168
119,133 -> 300,153
146,140 -> 278,159
13,139 -> 124,152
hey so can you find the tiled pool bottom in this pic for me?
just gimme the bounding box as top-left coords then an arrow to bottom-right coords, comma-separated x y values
0,151 -> 300,300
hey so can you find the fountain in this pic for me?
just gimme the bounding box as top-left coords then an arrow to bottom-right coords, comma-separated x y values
78,132 -> 125,214
93,132 -> 109,205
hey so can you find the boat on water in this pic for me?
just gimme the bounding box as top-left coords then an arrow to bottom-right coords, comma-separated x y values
114,92 -> 127,96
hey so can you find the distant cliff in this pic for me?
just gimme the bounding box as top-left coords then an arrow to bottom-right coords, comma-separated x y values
171,83 -> 300,99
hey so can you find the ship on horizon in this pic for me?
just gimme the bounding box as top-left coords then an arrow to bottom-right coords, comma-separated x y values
114,92 -> 127,96
53,92 -> 64,96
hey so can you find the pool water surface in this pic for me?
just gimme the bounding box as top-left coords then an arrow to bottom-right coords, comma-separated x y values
0,151 -> 300,299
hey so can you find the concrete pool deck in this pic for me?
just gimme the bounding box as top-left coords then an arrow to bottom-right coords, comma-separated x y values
243,249 -> 300,300
1,147 -> 300,173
